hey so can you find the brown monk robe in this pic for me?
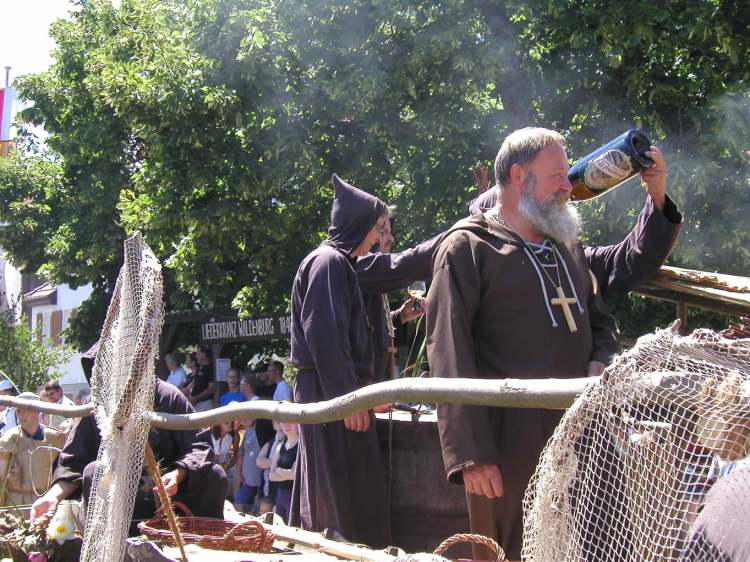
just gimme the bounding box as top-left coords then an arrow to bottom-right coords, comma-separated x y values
290,174 -> 391,547
426,128 -> 675,560
428,212 -> 617,559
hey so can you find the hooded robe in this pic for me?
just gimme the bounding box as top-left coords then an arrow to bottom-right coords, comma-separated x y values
289,174 -> 391,547
426,211 -> 619,560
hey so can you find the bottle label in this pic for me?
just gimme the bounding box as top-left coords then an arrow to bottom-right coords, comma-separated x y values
584,149 -> 633,191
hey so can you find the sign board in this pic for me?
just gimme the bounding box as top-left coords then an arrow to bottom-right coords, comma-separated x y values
200,313 -> 292,344
215,358 -> 231,382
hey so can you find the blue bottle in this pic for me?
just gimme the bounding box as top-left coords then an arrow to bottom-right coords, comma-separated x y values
568,129 -> 654,201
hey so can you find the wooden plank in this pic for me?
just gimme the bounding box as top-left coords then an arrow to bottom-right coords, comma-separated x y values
658,266 -> 750,293
649,278 -> 750,308
635,285 -> 750,316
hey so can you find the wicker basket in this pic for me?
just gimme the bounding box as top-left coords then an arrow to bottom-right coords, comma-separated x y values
138,517 -> 275,553
433,533 -> 506,562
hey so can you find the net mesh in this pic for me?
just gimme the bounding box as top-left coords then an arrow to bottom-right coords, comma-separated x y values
79,231 -> 164,562
523,325 -> 750,562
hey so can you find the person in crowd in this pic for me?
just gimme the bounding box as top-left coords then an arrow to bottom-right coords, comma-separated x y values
269,361 -> 292,402
0,391 -> 66,507
30,379 -> 227,531
268,422 -> 298,524
0,379 -> 19,437
257,423 -> 284,504
242,372 -> 274,452
239,373 -> 260,402
182,351 -> 199,396
210,420 -> 239,476
164,352 -> 187,389
289,174 -> 390,547
234,416 -> 263,514
254,364 -> 276,399
39,380 -> 75,435
219,369 -> 246,407
426,127 -> 678,560
189,344 -> 215,411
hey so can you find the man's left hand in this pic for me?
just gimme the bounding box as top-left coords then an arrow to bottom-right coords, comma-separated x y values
398,297 -> 425,323
640,146 -> 667,211
161,468 -> 186,496
587,361 -> 607,377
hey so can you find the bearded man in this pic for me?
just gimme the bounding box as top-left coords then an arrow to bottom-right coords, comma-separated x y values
426,127 -> 671,560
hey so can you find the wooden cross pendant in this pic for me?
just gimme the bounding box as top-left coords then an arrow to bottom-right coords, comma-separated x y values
551,286 -> 578,332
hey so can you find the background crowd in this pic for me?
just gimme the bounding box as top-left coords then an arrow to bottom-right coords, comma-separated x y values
162,346 -> 296,521
0,344 -> 297,525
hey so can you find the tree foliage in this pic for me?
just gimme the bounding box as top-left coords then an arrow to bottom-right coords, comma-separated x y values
0,304 -> 72,392
0,0 -> 749,349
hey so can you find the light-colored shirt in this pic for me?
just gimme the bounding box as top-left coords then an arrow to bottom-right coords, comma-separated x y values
240,428 -> 263,487
47,395 -> 76,432
273,380 -> 292,402
0,408 -> 18,437
211,433 -> 233,466
166,366 -> 187,388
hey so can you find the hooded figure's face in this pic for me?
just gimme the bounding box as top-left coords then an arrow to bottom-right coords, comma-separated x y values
326,174 -> 387,255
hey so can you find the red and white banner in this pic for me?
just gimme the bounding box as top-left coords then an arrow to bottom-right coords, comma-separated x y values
0,87 -> 17,142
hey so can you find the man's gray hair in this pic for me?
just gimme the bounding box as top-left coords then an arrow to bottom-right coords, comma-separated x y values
164,352 -> 182,364
494,127 -> 566,187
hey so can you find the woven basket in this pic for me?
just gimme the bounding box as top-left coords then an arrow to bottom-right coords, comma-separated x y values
433,533 -> 506,561
138,517 -> 275,553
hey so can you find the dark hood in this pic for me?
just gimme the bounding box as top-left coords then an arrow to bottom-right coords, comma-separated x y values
467,185 -> 499,215
81,340 -> 99,385
325,174 -> 387,254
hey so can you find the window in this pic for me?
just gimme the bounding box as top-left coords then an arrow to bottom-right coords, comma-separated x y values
51,310 -> 63,345
35,312 -> 43,343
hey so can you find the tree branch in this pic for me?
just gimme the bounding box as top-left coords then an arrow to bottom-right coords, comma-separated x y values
0,376 -> 597,430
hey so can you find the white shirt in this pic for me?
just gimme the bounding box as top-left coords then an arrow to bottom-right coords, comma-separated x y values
0,408 -> 17,436
48,395 -> 76,431
211,433 -> 233,466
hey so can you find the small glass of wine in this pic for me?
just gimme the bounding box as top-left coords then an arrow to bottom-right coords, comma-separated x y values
407,281 -> 427,311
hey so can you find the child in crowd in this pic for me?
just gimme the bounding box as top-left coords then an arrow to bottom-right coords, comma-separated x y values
256,423 -> 283,502
211,420 -> 239,497
234,417 -> 263,514
268,422 -> 298,523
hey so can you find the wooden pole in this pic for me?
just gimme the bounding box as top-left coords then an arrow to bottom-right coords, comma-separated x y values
0,376 -> 598,430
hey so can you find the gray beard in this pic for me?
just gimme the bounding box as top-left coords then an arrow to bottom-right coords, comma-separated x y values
518,177 -> 582,247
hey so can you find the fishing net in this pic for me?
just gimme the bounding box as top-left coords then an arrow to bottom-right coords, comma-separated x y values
523,325 -> 750,562
79,232 -> 164,562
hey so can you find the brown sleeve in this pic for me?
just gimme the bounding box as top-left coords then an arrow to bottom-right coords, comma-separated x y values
426,232 -> 501,484
584,195 -> 682,304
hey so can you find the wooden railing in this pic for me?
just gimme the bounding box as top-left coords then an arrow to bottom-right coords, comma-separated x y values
635,266 -> 750,330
